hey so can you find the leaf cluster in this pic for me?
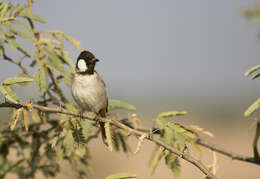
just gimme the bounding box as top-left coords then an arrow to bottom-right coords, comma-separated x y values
148,111 -> 201,179
244,65 -> 260,117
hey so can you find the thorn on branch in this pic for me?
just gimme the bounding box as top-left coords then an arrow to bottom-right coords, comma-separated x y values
2,53 -> 33,78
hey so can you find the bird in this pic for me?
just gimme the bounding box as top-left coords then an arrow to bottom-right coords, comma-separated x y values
71,50 -> 108,145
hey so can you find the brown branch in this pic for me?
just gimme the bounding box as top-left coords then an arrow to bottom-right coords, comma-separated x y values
0,159 -> 25,178
25,3 -> 69,104
253,121 -> 260,159
138,127 -> 260,166
46,90 -> 65,107
196,139 -> 260,165
47,69 -> 68,103
2,54 -> 33,78
0,102 -> 23,108
27,0 -> 33,13
0,101 -> 217,179
86,129 -> 101,143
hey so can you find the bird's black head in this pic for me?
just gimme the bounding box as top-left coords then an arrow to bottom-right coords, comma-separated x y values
76,50 -> 99,74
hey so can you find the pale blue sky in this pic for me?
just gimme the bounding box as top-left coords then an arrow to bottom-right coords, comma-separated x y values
1,0 -> 260,125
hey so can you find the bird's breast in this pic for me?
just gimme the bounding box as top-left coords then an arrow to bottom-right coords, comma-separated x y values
71,73 -> 107,113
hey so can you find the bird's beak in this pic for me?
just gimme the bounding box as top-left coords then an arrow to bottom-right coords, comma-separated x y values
95,58 -> 99,62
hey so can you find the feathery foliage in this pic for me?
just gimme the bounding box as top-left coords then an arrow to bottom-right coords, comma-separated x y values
1,1 -> 259,179
0,2 -> 137,178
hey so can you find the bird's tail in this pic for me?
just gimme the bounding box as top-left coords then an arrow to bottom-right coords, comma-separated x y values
99,108 -> 108,146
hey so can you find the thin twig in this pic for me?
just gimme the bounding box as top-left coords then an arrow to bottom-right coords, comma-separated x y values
197,139 -> 260,165
2,54 -> 33,78
0,159 -> 25,178
253,121 -> 260,159
27,0 -> 33,13
47,69 -> 68,103
138,127 -> 260,166
25,5 -> 69,104
86,129 -> 100,143
0,102 -> 23,108
0,101 -> 217,179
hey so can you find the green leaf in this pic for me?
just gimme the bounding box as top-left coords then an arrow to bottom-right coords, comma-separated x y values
63,130 -> 74,156
33,51 -> 42,66
23,108 -> 29,132
167,122 -> 186,133
64,103 -> 78,112
155,117 -> 167,128
72,123 -> 85,144
113,132 -> 120,152
190,140 -> 202,156
108,99 -> 136,111
105,122 -> 114,151
34,67 -> 48,93
0,29 -> 5,40
174,132 -> 186,151
165,153 -> 181,179
150,147 -> 164,175
0,3 -> 8,19
252,73 -> 260,80
55,147 -> 64,163
13,20 -> 33,33
81,120 -> 93,139
75,145 -> 86,157
148,144 -> 159,167
0,85 -> 18,103
61,32 -> 83,50
10,108 -> 23,131
42,47 -> 59,62
2,23 -> 35,42
8,108 -> 18,129
4,36 -> 31,57
2,85 -> 18,100
117,131 -> 130,153
3,77 -> 33,85
244,64 -> 260,76
244,98 -> 260,117
13,4 -> 26,17
243,8 -> 260,22
158,111 -> 187,118
56,50 -> 75,71
43,47 -> 72,85
27,104 -> 41,122
168,122 -> 195,140
6,38 -> 19,50
0,17 -> 15,23
0,44 -> 3,56
163,127 -> 174,145
20,10 -> 46,23
106,173 -> 136,179
182,130 -> 196,140
16,41 -> 31,57
165,152 -> 177,167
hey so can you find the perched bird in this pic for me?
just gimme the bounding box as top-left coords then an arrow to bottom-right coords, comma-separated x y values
71,50 -> 108,145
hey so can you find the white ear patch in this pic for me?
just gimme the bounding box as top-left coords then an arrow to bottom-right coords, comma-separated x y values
77,59 -> 87,72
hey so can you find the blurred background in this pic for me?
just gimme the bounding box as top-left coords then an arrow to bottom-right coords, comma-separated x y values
1,0 -> 260,178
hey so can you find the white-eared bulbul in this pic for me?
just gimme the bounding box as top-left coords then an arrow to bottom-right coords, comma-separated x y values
71,50 -> 108,145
